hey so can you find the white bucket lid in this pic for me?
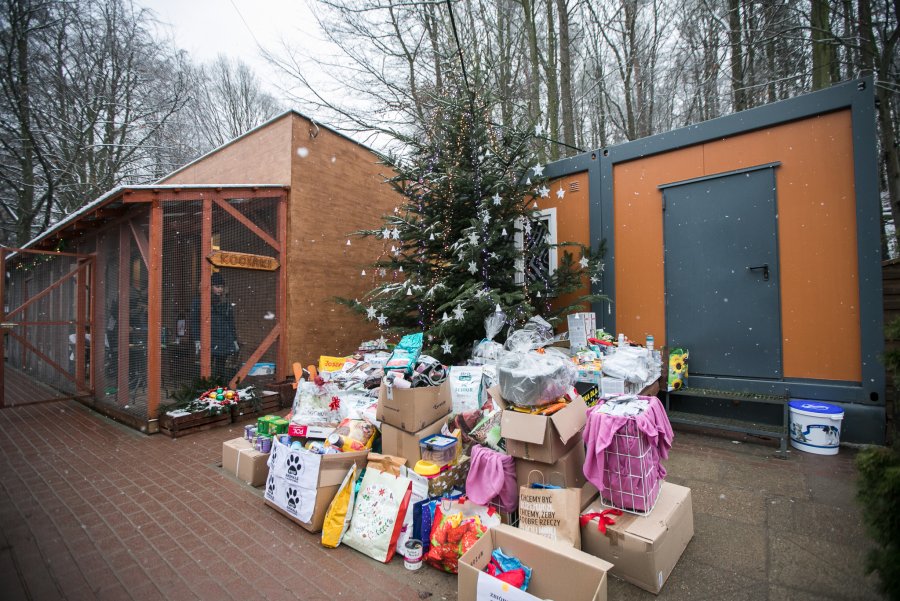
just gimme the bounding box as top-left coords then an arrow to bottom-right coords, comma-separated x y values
789,400 -> 844,420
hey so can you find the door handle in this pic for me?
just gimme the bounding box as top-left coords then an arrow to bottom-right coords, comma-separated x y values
747,263 -> 769,281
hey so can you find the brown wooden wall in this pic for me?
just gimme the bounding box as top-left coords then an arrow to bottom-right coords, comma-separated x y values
883,259 -> 900,412
288,117 -> 393,364
161,112 -> 398,369
161,116 -> 293,186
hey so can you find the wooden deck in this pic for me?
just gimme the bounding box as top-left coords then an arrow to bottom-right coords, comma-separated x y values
2,364 -> 76,407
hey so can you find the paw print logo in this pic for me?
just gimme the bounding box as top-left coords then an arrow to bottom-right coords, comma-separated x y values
286,454 -> 302,477
285,487 -> 300,511
266,476 -> 276,497
270,444 -> 279,465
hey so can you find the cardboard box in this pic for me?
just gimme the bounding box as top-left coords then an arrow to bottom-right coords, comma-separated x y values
380,417 -> 446,467
580,482 -> 694,594
459,524 -> 612,601
376,381 -> 451,432
516,440 -> 588,491
499,392 -> 588,464
575,382 -> 601,407
265,438 -> 369,533
222,438 -> 252,476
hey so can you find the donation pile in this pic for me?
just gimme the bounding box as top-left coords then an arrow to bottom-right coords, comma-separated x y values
219,311 -> 695,599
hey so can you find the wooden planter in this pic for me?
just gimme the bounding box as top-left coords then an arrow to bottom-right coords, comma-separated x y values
230,391 -> 282,423
158,409 -> 231,438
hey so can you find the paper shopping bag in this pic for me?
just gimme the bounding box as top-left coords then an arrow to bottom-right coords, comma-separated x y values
518,471 -> 582,548
341,467 -> 412,563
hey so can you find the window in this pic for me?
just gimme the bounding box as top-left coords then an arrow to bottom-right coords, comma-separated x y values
514,207 -> 557,286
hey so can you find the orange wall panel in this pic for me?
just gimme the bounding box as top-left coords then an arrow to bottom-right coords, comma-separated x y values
613,148 -> 705,346
541,172 -> 593,318
612,109 -> 860,381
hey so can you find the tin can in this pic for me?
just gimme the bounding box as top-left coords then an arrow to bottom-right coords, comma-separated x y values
403,539 -> 423,570
257,435 -> 272,454
278,434 -> 291,445
244,424 -> 254,440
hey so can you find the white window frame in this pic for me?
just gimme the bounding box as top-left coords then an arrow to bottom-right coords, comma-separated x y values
514,207 -> 558,285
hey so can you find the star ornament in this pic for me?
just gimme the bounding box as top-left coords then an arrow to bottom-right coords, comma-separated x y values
441,340 -> 453,355
579,256 -> 590,269
366,306 -> 377,320
391,227 -> 401,239
590,275 -> 601,284
382,228 -> 391,239
532,163 -> 545,177
468,232 -> 479,246
468,261 -> 478,274
539,185 -> 550,198
377,313 -> 388,326
556,187 -> 565,199
453,305 -> 465,320
492,193 -> 502,206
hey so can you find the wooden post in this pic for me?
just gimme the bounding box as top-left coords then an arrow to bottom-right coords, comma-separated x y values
201,197 -> 212,379
75,260 -> 86,391
276,190 -> 288,381
0,249 -> 6,408
147,200 -> 162,421
117,223 -> 131,406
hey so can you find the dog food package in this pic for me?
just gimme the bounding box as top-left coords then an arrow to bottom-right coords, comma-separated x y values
384,333 -> 424,375
449,366 -> 484,414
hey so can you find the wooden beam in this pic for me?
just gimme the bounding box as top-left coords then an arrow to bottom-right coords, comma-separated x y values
0,247 -> 94,259
6,328 -> 77,386
229,323 -> 281,389
276,191 -> 288,381
129,220 -> 150,268
201,198 -> 212,379
212,196 -> 281,253
147,200 -> 162,420
6,265 -> 81,320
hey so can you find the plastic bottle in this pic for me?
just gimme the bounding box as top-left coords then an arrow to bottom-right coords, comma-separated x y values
646,335 -> 654,351
617,333 -> 625,347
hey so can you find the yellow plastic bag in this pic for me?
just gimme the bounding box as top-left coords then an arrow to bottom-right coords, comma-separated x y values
321,464 -> 358,548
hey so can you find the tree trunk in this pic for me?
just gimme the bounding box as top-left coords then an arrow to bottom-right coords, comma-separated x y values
521,0 -> 543,133
811,0 -> 836,90
545,1 -> 560,161
556,0 -> 576,156
728,0 -> 746,111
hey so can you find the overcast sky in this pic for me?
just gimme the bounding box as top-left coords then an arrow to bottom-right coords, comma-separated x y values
137,0 -> 324,100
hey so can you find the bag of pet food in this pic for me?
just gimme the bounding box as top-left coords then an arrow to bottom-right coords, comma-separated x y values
320,465 -> 358,548
341,468 -> 413,563
384,333 -> 423,375
449,365 -> 484,414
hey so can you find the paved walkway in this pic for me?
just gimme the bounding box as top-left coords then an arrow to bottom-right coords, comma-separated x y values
0,400 -> 885,600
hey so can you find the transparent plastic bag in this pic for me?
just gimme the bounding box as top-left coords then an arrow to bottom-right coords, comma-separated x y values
601,346 -> 652,384
496,347 -> 576,407
472,305 -> 507,366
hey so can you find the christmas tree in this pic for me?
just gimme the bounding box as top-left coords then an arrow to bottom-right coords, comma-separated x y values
347,87 -> 606,363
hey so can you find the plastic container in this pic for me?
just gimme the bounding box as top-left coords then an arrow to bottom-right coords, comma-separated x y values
419,435 -> 458,466
788,400 -> 844,455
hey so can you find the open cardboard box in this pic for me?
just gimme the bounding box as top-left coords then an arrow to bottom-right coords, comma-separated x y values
380,415 -> 446,468
580,482 -> 694,594
490,385 -> 587,464
377,381 -> 451,432
459,524 -> 613,601
516,440 -> 588,491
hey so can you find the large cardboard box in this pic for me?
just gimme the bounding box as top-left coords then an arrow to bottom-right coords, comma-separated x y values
222,437 -> 251,475
264,438 -> 369,533
459,524 -> 612,601
516,441 -> 587,490
376,381 -> 451,432
380,417 -> 446,467
497,390 -> 587,464
580,482 -> 694,594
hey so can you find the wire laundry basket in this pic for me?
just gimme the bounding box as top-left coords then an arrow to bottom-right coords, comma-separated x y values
598,416 -> 662,516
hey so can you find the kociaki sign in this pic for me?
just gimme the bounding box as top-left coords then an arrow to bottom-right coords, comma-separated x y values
208,250 -> 279,271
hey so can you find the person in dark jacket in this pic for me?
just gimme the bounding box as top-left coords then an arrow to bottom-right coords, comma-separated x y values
191,271 -> 239,382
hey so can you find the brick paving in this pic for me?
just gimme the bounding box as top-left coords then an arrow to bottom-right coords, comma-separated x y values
0,399 -> 887,601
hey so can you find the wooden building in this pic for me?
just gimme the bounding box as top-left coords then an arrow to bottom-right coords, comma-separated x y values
1,111 -> 400,431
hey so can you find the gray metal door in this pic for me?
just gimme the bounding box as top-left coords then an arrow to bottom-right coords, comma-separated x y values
662,164 -> 782,379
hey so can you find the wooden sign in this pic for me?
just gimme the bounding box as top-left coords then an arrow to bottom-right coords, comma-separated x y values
208,250 -> 279,271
